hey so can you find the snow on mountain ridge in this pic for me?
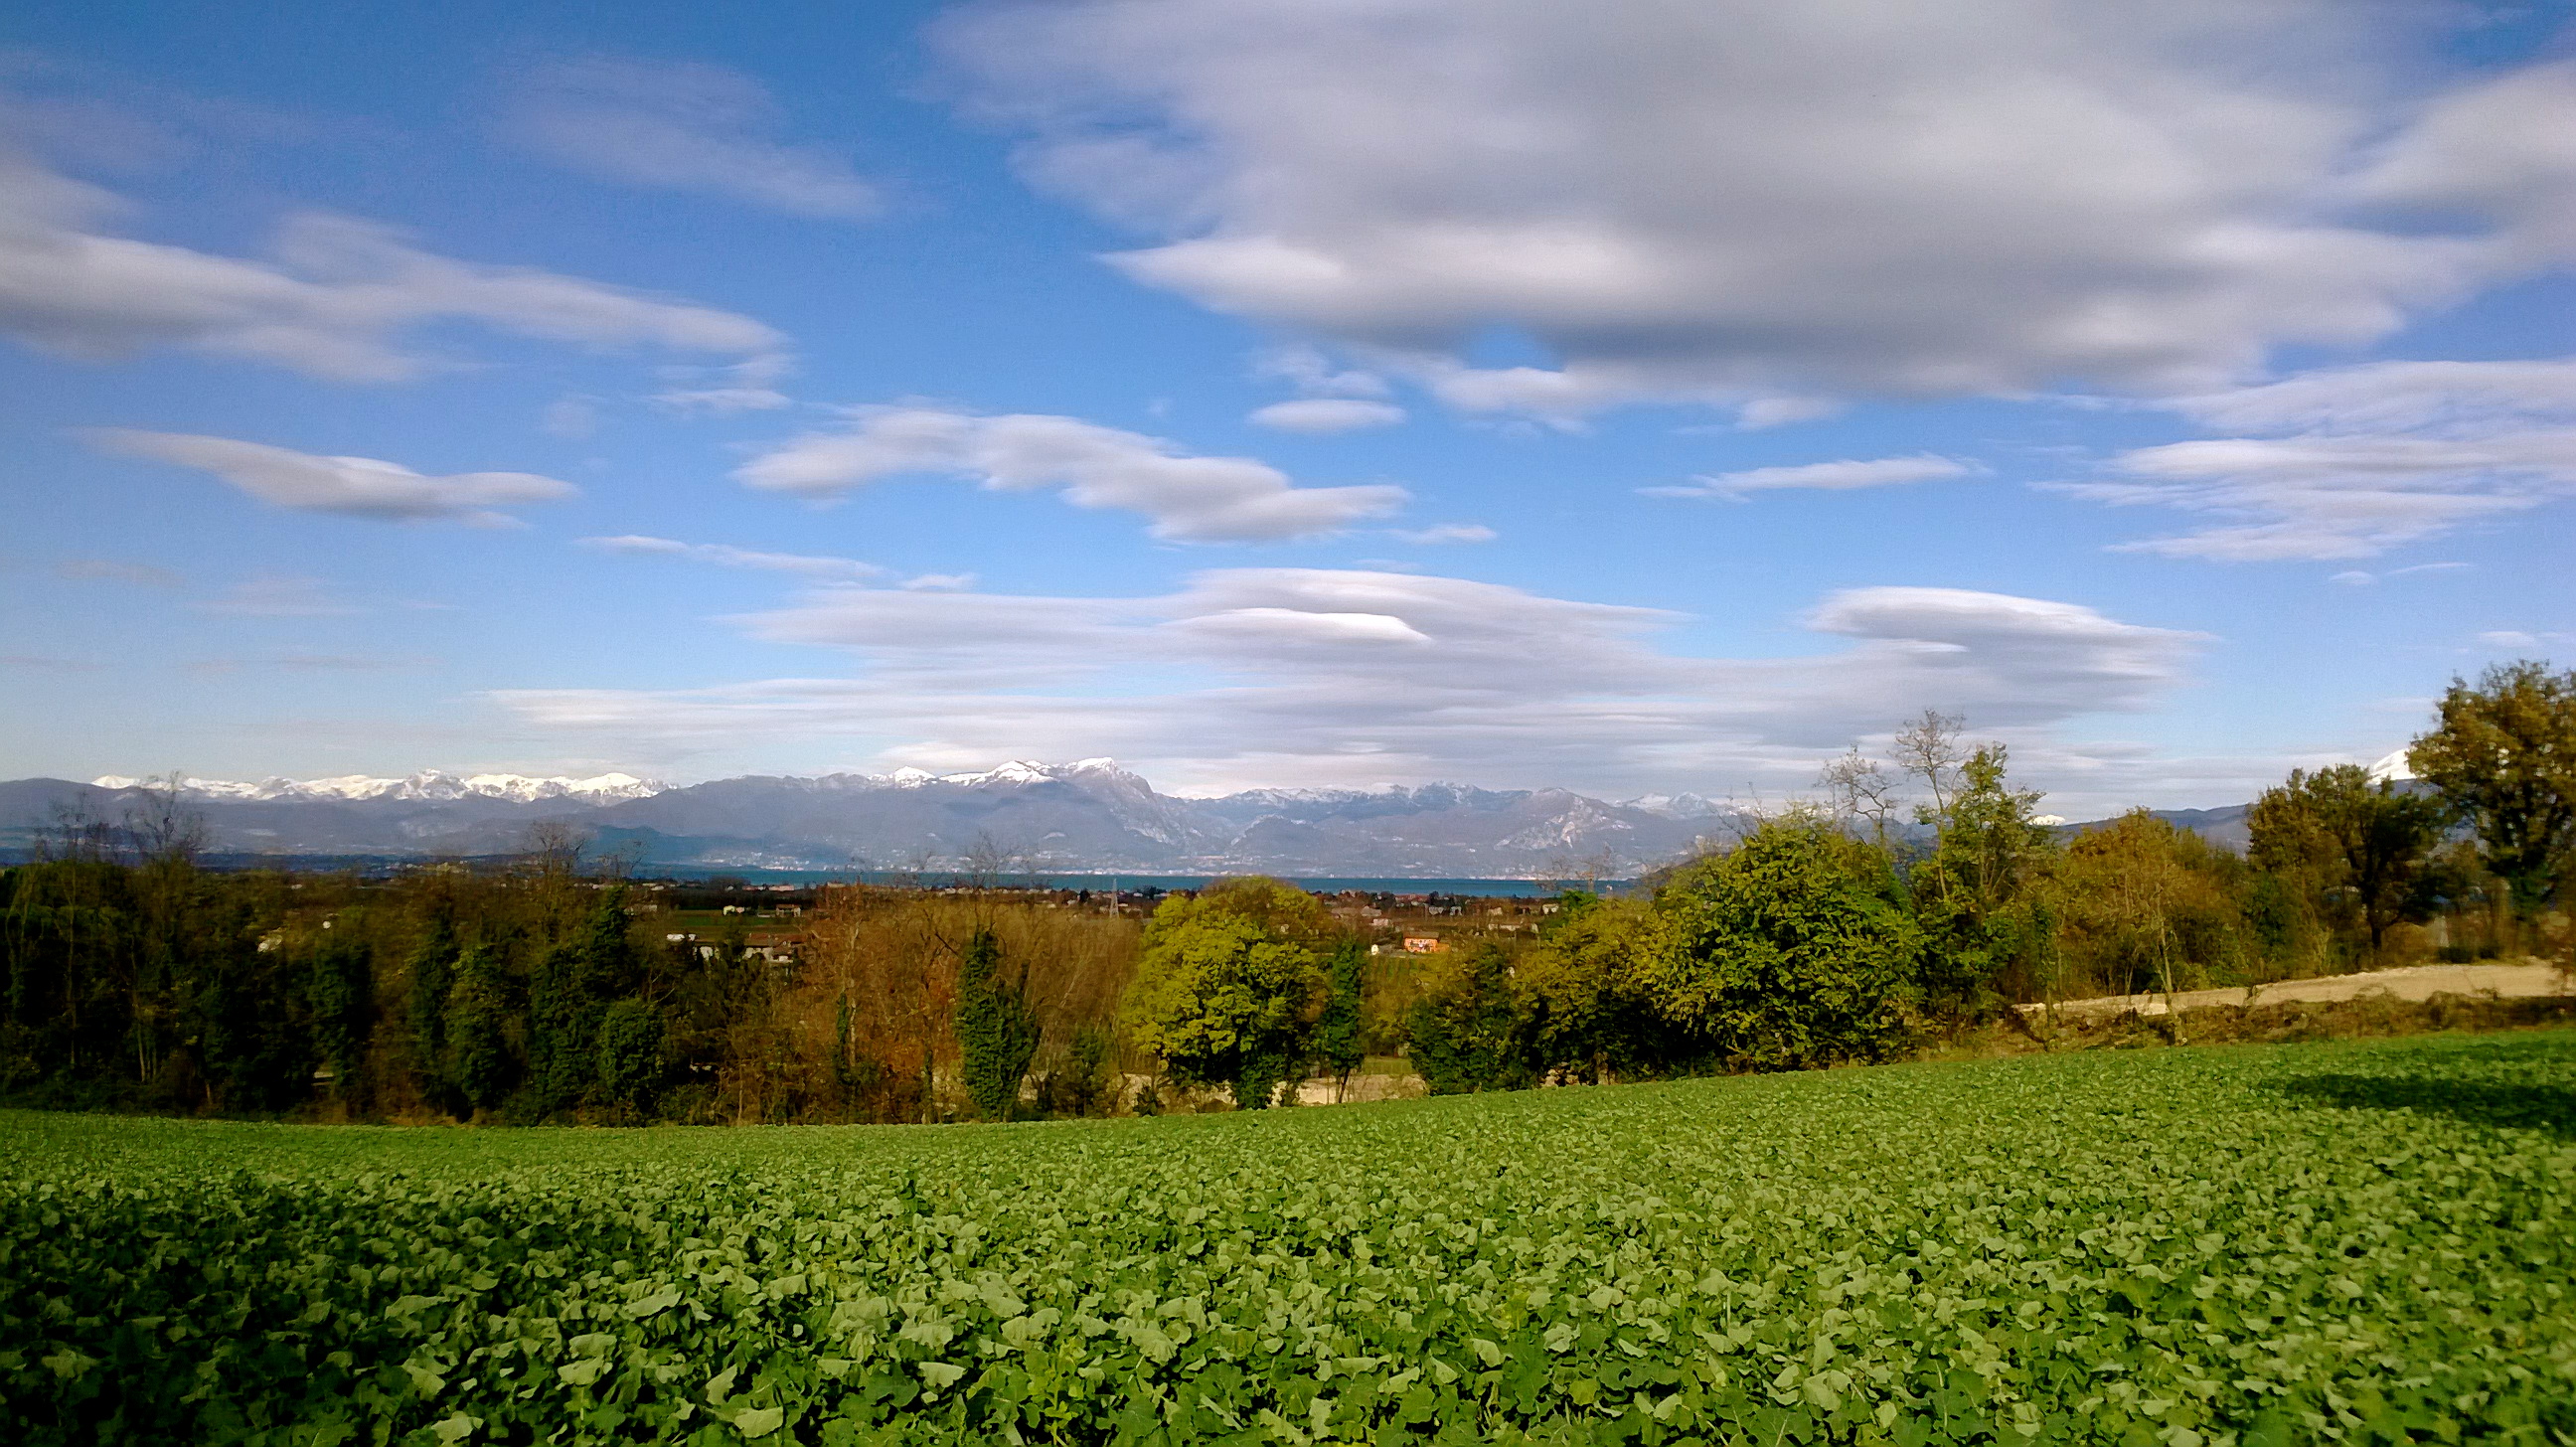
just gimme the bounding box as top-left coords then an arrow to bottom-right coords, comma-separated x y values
90,770 -> 666,803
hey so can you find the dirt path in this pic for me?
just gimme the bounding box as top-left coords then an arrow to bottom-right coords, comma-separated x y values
2022,960 -> 2570,1021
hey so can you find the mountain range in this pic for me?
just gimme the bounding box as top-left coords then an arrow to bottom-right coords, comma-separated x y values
3,760 -> 1762,877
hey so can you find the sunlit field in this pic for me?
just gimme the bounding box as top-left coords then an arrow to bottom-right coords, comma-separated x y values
6,1031 -> 2572,1446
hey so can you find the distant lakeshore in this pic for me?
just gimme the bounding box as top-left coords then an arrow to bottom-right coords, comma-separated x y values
0,849 -> 1628,896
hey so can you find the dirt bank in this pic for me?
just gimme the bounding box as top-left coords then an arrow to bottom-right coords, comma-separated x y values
2021,960 -> 2569,1021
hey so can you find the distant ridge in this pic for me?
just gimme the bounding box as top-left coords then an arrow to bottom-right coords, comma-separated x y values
6,761 -> 1748,878
89,769 -> 666,804
7,759 -> 2279,877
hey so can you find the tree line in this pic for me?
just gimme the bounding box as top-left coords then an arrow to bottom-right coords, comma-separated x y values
1,660 -> 2568,1120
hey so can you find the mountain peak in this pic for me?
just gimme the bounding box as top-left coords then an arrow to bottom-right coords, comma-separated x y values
90,770 -> 668,803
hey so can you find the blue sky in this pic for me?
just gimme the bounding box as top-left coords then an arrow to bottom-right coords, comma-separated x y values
2,0 -> 2570,813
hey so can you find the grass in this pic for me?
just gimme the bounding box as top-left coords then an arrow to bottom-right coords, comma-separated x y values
4,1031 -> 2573,1445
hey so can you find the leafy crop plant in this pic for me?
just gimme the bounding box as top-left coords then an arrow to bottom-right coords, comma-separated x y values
4,1032 -> 2572,1445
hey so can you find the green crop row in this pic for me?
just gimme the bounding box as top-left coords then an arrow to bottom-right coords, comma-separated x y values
3,1033 -> 2572,1446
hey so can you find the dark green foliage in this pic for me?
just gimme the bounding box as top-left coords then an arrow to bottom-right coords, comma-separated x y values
1061,1025 -> 1114,1116
2408,659 -> 2576,917
954,928 -> 1041,1121
1405,944 -> 1529,1094
1312,939 -> 1367,1096
593,998 -> 664,1119
1907,745 -> 2059,1018
1512,892 -> 1670,1081
304,930 -> 373,1093
445,944 -> 513,1114
528,888 -> 644,1117
402,917 -> 457,1111
1641,817 -> 1920,1069
525,939 -> 590,1114
194,943 -> 314,1114
2248,762 -> 2447,961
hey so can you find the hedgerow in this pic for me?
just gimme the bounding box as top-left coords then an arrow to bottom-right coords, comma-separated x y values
4,1032 -> 2572,1445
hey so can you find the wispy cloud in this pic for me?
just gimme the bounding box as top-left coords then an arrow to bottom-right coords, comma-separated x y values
2329,562 -> 2471,585
1644,454 -> 1981,501
504,56 -> 881,221
186,653 -> 439,674
1246,345 -> 1408,430
0,148 -> 784,382
2475,629 -> 2570,651
52,558 -> 184,587
2051,358 -> 2576,561
86,430 -> 576,525
736,404 -> 1408,542
1387,523 -> 1496,545
578,535 -> 885,582
653,354 -> 794,415
195,574 -> 362,617
493,567 -> 2205,802
1248,398 -> 1405,433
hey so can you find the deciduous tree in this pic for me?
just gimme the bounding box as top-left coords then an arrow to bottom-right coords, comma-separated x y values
2408,660 -> 2576,929
1124,878 -> 1328,1109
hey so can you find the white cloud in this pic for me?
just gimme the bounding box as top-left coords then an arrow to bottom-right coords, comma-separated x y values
2329,561 -> 2469,585
0,146 -> 783,381
2474,629 -> 2569,652
1253,345 -> 1390,399
195,574 -> 361,617
188,653 -> 437,674
940,1 -> 2572,417
506,57 -> 881,221
542,396 -> 600,439
1645,453 -> 1979,501
52,558 -> 183,588
2051,357 -> 2576,561
1735,397 -> 1844,431
577,535 -> 884,581
1247,398 -> 1405,433
1387,523 -> 1496,545
652,354 -> 794,415
735,404 -> 1408,542
2346,61 -> 2576,270
491,568 -> 2205,802
87,429 -> 577,525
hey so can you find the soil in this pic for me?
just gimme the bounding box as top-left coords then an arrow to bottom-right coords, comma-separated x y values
2021,960 -> 2570,1021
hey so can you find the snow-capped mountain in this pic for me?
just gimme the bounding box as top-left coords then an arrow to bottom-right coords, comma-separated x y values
20,760 -> 1731,876
89,770 -> 666,804
6,757 -> 2275,875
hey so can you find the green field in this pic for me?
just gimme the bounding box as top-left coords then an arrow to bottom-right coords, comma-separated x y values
4,1034 -> 2572,1447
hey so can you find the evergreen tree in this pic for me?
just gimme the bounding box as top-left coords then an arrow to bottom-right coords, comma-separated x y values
954,928 -> 1040,1121
1312,939 -> 1368,1100
446,943 -> 514,1114
527,888 -> 639,1116
404,917 -> 458,1110
1406,944 -> 1527,1094
594,998 -> 664,1120
305,930 -> 374,1103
